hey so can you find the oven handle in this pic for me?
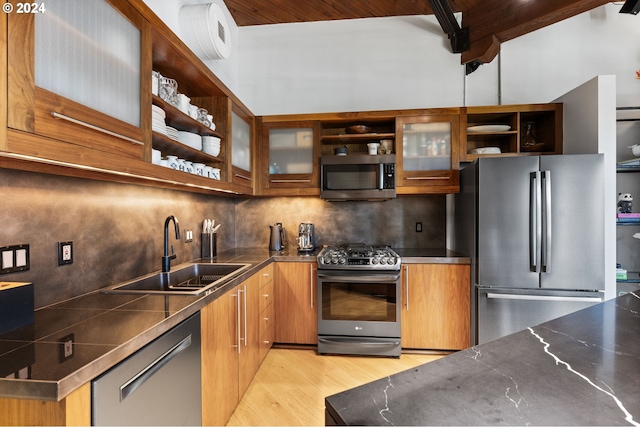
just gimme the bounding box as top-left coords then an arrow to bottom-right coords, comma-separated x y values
317,273 -> 400,283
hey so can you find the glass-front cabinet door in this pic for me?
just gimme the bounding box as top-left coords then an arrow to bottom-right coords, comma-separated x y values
231,106 -> 253,190
261,121 -> 320,195
396,114 -> 460,193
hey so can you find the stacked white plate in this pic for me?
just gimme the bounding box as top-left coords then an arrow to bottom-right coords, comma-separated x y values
178,131 -> 202,150
152,105 -> 167,135
166,126 -> 180,142
202,136 -> 220,157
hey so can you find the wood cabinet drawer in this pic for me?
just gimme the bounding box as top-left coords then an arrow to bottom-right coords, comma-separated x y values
259,279 -> 274,312
259,264 -> 274,288
259,302 -> 274,336
259,324 -> 274,362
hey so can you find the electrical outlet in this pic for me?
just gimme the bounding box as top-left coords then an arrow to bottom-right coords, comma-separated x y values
416,222 -> 423,232
59,334 -> 74,362
185,230 -> 193,243
58,242 -> 73,265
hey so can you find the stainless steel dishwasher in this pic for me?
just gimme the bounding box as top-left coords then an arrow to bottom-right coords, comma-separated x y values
92,313 -> 201,426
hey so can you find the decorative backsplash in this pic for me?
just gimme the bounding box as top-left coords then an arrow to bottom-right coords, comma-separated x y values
1,169 -> 445,308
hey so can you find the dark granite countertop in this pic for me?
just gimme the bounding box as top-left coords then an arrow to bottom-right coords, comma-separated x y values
325,292 -> 640,426
0,246 -> 465,402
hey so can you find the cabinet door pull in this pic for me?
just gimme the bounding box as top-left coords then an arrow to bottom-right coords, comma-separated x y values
404,265 -> 409,311
236,289 -> 242,353
51,112 -> 144,146
310,264 -> 314,308
243,285 -> 247,347
271,179 -> 311,183
234,173 -> 252,181
263,293 -> 270,298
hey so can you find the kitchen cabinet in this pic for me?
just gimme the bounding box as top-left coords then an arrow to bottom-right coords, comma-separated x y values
462,103 -> 563,162
319,117 -> 396,156
401,264 -> 470,350
230,104 -> 255,191
259,119 -> 321,196
201,286 -> 239,426
6,0 -> 150,160
396,113 -> 462,194
201,265 -> 270,425
275,262 -> 317,345
0,383 -> 90,426
258,264 -> 275,361
1,0 -> 253,196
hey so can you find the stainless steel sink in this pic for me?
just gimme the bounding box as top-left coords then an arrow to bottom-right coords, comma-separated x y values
104,263 -> 251,295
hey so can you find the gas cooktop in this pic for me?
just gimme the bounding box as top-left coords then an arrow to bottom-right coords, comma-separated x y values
317,244 -> 401,270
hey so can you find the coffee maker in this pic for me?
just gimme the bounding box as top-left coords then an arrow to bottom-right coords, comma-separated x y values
296,223 -> 316,253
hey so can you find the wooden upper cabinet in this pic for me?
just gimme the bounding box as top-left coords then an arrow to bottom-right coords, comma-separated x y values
6,0 -> 151,160
461,103 -> 563,162
259,119 -> 321,196
396,113 -> 461,194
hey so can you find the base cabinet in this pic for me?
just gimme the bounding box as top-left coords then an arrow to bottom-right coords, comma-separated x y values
401,264 -> 470,350
258,264 -> 275,361
275,262 -> 317,345
201,286 -> 240,426
201,265 -> 270,426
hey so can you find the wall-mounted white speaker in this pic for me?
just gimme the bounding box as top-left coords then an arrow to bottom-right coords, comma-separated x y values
179,3 -> 231,59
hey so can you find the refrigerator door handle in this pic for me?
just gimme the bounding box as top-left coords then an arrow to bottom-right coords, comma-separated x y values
486,292 -> 603,303
530,171 -> 542,272
542,170 -> 552,272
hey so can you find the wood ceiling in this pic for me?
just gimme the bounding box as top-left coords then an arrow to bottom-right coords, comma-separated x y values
223,0 -> 612,65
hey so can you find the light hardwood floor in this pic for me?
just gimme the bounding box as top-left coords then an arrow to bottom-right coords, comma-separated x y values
226,348 -> 443,426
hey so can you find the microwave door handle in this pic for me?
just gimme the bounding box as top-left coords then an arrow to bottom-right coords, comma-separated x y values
379,163 -> 384,190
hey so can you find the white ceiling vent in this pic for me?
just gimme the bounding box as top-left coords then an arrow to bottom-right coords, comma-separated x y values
179,3 -> 231,60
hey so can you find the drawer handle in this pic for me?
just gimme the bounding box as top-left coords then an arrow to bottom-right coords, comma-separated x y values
263,273 -> 269,277
405,176 -> 451,181
263,293 -> 270,298
51,111 -> 144,146
264,317 -> 270,321
263,340 -> 270,345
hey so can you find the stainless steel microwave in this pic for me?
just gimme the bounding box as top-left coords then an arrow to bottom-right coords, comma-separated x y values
320,154 -> 396,201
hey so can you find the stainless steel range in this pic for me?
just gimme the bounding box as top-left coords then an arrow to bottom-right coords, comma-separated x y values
317,244 -> 402,357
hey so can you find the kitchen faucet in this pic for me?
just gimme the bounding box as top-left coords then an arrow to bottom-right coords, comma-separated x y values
162,215 -> 181,273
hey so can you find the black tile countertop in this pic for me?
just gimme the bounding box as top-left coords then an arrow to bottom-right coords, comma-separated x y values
0,246 -> 464,402
325,292 -> 640,426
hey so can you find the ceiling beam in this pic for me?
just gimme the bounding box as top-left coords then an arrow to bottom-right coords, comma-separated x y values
461,0 -> 610,64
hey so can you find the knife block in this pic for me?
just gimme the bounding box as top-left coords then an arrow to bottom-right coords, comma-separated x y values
201,233 -> 217,259
0,282 -> 34,335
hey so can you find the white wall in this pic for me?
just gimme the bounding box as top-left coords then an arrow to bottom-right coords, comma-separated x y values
501,5 -> 640,108
237,16 -> 465,115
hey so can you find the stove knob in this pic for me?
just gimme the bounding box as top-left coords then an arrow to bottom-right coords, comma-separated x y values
323,255 -> 332,264
372,258 -> 379,265
338,257 -> 346,264
331,258 -> 339,264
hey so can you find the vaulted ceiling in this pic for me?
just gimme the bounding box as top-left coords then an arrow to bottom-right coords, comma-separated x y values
223,0 -> 612,66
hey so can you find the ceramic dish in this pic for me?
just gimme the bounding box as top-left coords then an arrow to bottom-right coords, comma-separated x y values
467,125 -> 511,133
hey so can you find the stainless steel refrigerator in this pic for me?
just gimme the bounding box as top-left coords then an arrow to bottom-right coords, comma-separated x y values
454,154 -> 605,345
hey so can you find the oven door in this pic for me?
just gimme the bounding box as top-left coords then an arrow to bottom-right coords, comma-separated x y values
317,270 -> 401,338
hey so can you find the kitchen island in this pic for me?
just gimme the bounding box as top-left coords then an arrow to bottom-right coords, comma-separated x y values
325,291 -> 640,426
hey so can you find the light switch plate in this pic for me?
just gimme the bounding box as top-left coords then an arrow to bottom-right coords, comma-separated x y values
58,242 -> 73,265
0,244 -> 29,274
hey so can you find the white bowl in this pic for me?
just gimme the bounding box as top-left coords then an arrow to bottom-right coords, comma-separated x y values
629,144 -> 640,157
202,145 -> 221,157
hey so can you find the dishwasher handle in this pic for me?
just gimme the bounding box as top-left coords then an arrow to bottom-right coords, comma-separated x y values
120,334 -> 192,402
